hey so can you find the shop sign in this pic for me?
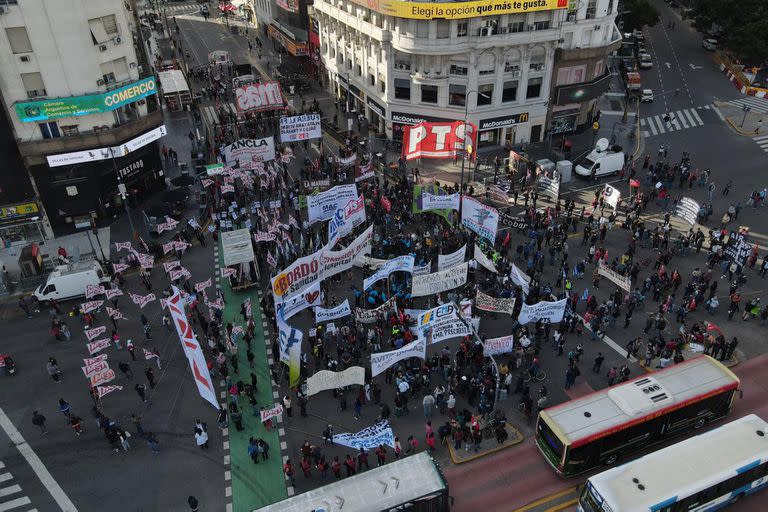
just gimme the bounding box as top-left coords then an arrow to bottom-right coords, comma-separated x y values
391,111 -> 453,125
117,159 -> 145,180
367,97 -> 385,118
0,202 -> 39,219
478,112 -> 529,131
15,77 -> 157,122
348,0 -> 566,20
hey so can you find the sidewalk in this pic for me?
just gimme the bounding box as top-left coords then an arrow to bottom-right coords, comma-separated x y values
716,101 -> 765,136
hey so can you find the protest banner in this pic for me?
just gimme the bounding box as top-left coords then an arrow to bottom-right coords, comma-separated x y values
674,196 -> 700,226
518,298 -> 568,324
105,288 -> 123,300
363,255 -> 415,290
423,316 -> 472,344
355,297 -> 397,324
254,231 -> 276,242
328,195 -> 366,246
417,303 -> 459,330
85,284 -> 105,300
475,291 -> 516,315
85,326 -> 107,342
279,113 -> 321,142
83,354 -> 108,367
130,293 -> 156,308
81,360 -> 109,378
483,334 -> 515,356
314,300 -> 352,323
112,263 -> 129,274
320,225 -> 373,279
437,245 -> 466,271
222,137 -> 276,167
724,232 -> 752,266
81,300 -> 103,314
332,421 -> 395,450
474,244 -> 498,273
277,310 -> 302,388
277,282 -> 322,320
89,369 -> 115,387
114,241 -> 132,252
306,184 -> 358,225
597,261 -> 631,292
195,278 -> 212,293
499,211 -> 529,230
87,338 -> 111,355
487,184 -> 511,205
413,184 -> 454,224
235,81 -> 285,112
163,260 -> 181,273
106,307 -> 125,320
305,366 -> 365,396
221,267 -> 238,278
96,385 -> 123,399
461,195 -> 499,242
422,192 -> 460,211
143,348 -> 159,361
260,404 -> 284,423
411,262 -> 468,298
161,241 -> 175,254
510,264 -> 531,296
370,339 -> 427,377
603,184 -> 621,209
414,262 -> 431,275
537,175 -> 560,200
354,162 -> 374,182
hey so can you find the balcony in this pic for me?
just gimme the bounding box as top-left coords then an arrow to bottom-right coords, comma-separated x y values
313,0 -> 387,42
556,23 -> 623,61
18,109 -> 163,166
391,25 -> 561,55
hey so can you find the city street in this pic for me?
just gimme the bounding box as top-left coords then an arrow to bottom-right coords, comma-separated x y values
1,1 -> 768,511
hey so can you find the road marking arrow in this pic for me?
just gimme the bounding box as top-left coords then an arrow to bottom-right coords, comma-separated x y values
689,63 -> 703,70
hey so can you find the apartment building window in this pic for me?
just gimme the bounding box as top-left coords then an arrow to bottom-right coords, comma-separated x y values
89,14 -> 119,44
436,21 -> 450,39
421,84 -> 438,104
21,72 -> 46,97
478,84 -> 493,105
355,64 -> 362,76
457,21 -> 468,37
533,20 -> 550,30
100,57 -> 129,84
449,84 -> 466,107
368,71 -> 375,86
6,27 -> 32,54
379,74 -> 386,93
526,77 -> 542,99
586,0 -> 597,19
61,125 -> 79,136
416,22 -> 429,38
449,64 -> 468,76
39,122 -> 60,139
394,78 -> 410,100
478,54 -> 495,76
502,81 -> 518,102
507,21 -> 525,33
607,0 -> 614,13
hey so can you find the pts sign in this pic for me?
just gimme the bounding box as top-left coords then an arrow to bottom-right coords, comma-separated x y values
235,81 -> 285,113
402,121 -> 477,160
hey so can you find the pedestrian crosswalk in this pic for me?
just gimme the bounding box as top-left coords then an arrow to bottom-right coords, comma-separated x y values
753,134 -> 768,155
640,105 -> 708,137
161,2 -> 203,13
727,95 -> 768,115
0,462 -> 37,512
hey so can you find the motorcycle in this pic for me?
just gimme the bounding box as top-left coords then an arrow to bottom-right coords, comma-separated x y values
0,355 -> 16,376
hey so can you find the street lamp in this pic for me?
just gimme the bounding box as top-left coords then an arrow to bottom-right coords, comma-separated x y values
460,90 -> 490,196
740,105 -> 751,128
109,151 -> 137,239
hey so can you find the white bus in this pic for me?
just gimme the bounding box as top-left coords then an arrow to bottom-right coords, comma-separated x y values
578,414 -> 768,512
536,356 -> 740,476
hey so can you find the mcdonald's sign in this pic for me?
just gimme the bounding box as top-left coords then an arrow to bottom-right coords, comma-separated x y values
478,112 -> 530,130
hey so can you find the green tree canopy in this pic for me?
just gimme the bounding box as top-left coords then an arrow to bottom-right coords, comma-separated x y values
622,0 -> 660,32
691,0 -> 768,65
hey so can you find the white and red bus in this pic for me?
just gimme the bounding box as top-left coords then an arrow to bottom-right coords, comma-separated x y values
535,355 -> 740,476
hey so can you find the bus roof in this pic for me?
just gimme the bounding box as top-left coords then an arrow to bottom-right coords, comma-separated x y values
586,414 -> 768,511
253,452 -> 447,512
542,356 -> 739,446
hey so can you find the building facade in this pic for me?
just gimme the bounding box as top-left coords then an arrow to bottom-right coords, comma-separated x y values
313,0 -> 620,148
0,0 -> 165,236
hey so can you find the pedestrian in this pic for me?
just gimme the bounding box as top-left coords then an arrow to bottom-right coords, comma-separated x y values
353,397 -> 362,420
607,366 -> 618,386
393,436 -> 402,458
358,447 -> 370,470
248,437 -> 261,464
126,339 -> 135,360
118,361 -> 133,379
406,435 -> 418,454
18,296 -> 32,318
145,432 -> 161,454
135,383 -> 148,403
188,495 -> 199,512
117,428 -> 131,451
375,444 -> 387,466
323,424 -> 334,446
194,420 -> 209,449
283,395 -> 292,417
111,330 -> 121,350
32,410 -> 47,434
145,367 -> 156,388
592,352 -> 604,374
162,314 -> 172,331
143,322 -> 152,340
331,456 -> 342,478
422,393 -> 435,418
58,398 -> 71,420
344,454 -> 356,476
284,459 -> 296,486
47,360 -> 62,383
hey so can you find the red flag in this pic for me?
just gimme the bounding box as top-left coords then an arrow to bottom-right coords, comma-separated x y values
629,178 -> 640,188
380,196 -> 392,213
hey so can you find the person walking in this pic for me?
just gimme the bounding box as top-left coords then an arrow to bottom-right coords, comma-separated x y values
32,411 -> 47,434
135,383 -> 148,403
194,421 -> 209,449
47,360 -> 62,383
126,339 -> 136,361
283,459 -> 296,486
187,496 -> 199,511
422,393 -> 435,419
592,352 -> 605,374
58,398 -> 71,420
283,395 -> 292,417
145,367 -> 156,389
145,432 -> 160,454
353,397 -> 362,420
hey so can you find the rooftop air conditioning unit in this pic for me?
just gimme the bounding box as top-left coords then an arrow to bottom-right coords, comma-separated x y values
19,55 -> 30,62
113,36 -> 122,44
99,44 -> 108,52
479,27 -> 491,37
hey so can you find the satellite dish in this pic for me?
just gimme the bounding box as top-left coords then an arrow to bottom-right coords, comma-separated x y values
595,138 -> 610,151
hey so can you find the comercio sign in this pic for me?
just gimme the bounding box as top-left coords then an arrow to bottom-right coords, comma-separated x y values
350,0 -> 566,19
15,77 -> 157,122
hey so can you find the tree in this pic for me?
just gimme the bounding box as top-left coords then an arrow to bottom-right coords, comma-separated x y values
622,0 -> 660,32
691,0 -> 768,65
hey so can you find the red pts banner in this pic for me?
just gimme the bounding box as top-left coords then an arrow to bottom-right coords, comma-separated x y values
402,121 -> 477,160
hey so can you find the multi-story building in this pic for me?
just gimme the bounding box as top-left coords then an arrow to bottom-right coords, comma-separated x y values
0,0 -> 165,235
313,0 -> 620,148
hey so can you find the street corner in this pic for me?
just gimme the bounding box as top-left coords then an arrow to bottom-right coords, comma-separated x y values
714,102 -> 764,137
447,424 -> 524,465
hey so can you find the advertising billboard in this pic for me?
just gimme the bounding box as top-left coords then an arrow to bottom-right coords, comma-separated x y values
346,0 -> 566,19
402,121 -> 477,160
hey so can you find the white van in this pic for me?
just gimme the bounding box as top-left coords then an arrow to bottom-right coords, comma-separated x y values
34,261 -> 110,303
575,146 -> 626,178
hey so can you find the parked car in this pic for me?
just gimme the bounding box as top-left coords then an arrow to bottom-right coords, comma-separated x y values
633,29 -> 644,40
34,261 -> 110,304
702,38 -> 719,51
641,89 -> 654,103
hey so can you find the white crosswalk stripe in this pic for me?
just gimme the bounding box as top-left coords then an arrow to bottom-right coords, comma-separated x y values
727,96 -> 768,115
753,135 -> 768,154
0,463 -> 37,512
162,3 -> 202,12
640,105 -> 711,138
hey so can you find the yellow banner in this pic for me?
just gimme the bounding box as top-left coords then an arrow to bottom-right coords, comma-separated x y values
0,202 -> 39,219
361,0 -> 567,20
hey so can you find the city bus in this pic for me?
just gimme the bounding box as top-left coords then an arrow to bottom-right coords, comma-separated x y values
578,414 -> 768,512
535,355 -> 740,476
254,452 -> 450,512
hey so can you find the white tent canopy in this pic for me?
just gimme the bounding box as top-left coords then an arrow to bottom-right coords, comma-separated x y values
221,228 -> 254,267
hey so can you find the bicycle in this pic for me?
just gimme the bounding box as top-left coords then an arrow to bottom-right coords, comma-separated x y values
524,369 -> 547,383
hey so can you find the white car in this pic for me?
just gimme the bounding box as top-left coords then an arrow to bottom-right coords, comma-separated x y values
702,38 -> 718,51
641,89 -> 654,102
